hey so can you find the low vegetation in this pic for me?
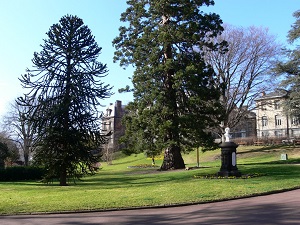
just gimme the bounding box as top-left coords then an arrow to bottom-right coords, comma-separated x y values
0,145 -> 299,215
0,166 -> 45,181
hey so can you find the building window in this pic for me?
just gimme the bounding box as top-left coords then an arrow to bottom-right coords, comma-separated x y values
275,115 -> 281,126
274,100 -> 280,110
247,122 -> 252,133
260,102 -> 267,110
262,116 -> 268,127
274,130 -> 282,137
241,130 -> 246,138
107,109 -> 112,116
292,117 -> 299,125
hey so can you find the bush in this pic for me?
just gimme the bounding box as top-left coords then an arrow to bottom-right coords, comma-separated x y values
0,166 -> 46,181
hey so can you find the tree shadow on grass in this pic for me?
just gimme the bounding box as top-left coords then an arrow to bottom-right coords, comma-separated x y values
79,168 -> 206,188
237,145 -> 299,155
108,157 -> 144,166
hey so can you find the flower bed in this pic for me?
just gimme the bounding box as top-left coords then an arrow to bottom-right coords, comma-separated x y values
194,173 -> 263,179
127,164 -> 160,168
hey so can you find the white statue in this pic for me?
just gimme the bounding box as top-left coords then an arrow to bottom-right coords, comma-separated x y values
224,127 -> 231,142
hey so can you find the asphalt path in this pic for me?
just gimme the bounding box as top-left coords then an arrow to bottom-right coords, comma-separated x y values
1,189 -> 300,225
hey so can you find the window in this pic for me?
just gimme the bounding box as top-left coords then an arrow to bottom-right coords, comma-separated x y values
292,117 -> 300,125
274,100 -> 280,110
241,130 -> 246,138
275,115 -> 281,126
262,116 -> 268,127
274,130 -> 282,137
260,102 -> 267,110
247,122 -> 253,132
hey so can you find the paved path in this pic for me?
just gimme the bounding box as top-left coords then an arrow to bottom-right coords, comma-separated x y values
1,189 -> 300,225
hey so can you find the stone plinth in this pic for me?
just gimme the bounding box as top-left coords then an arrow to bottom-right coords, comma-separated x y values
217,141 -> 241,177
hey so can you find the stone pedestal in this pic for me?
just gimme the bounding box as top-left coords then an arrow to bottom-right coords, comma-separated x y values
217,141 -> 241,177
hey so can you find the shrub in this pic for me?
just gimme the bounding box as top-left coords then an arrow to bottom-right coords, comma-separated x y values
0,166 -> 46,181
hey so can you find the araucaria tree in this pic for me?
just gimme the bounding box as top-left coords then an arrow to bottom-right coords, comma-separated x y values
18,15 -> 112,185
113,0 -> 225,170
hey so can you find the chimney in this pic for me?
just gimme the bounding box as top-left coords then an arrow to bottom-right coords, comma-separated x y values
116,100 -> 122,109
115,100 -> 122,117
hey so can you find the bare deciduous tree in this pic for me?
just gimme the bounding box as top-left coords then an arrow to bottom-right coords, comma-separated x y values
3,101 -> 35,166
204,24 -> 282,137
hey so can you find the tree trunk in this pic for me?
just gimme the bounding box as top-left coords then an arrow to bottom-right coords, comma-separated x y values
0,159 -> 5,169
160,145 -> 185,170
60,164 -> 68,186
159,14 -> 185,171
24,143 -> 30,166
24,154 -> 29,166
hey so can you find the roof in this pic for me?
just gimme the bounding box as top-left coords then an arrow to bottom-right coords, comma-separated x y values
255,89 -> 288,101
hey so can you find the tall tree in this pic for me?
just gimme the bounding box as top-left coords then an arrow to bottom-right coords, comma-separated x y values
0,132 -> 20,168
275,10 -> 300,117
3,101 -> 35,166
18,15 -> 112,185
204,24 -> 282,138
113,0 -> 225,170
0,140 -> 9,169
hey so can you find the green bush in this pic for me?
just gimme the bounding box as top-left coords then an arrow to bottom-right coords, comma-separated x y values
0,166 -> 46,181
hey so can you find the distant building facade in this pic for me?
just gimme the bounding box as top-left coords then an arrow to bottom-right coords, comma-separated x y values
255,90 -> 300,140
102,92 -> 300,148
101,100 -> 126,153
230,110 -> 257,139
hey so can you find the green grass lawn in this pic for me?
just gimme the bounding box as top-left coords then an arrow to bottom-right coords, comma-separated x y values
1,145 -> 300,215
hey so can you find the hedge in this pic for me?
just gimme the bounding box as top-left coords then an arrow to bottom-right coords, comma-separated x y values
0,166 -> 46,181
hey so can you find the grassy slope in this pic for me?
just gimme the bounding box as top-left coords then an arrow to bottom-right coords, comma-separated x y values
0,145 -> 300,215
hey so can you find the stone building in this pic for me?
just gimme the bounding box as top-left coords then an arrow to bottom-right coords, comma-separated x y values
101,101 -> 126,160
101,92 -> 300,149
255,90 -> 300,142
230,110 -> 257,139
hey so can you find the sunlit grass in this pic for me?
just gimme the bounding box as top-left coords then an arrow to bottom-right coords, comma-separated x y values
0,145 -> 300,215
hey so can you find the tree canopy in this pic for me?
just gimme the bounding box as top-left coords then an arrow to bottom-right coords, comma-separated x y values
0,132 -> 19,169
204,24 -> 282,137
18,15 -> 112,185
275,10 -> 300,117
3,101 -> 35,166
113,0 -> 225,170
0,141 -> 9,169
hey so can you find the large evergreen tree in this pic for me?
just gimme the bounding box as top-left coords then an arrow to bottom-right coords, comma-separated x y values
113,0 -> 225,170
18,15 -> 112,185
275,10 -> 300,117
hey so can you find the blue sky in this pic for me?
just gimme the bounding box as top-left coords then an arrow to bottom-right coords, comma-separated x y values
0,0 -> 298,118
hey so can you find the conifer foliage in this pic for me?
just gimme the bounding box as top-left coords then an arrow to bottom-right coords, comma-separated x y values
18,15 -> 112,185
276,10 -> 300,117
113,0 -> 225,170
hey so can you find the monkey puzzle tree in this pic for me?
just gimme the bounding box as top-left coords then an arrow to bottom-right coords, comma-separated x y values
18,15 -> 112,185
113,0 -> 225,170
